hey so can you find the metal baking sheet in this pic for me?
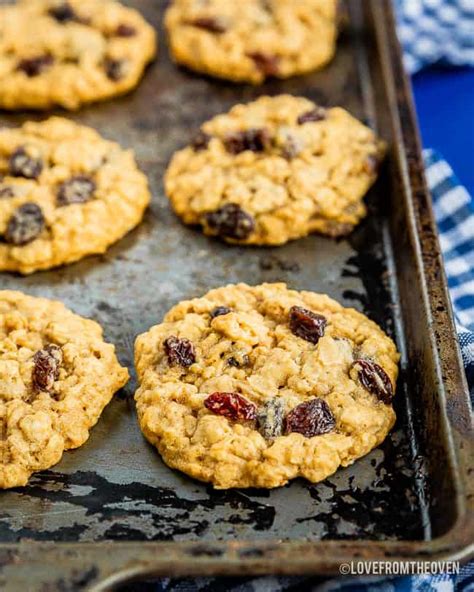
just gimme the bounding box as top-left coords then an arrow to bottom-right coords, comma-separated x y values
0,0 -> 472,589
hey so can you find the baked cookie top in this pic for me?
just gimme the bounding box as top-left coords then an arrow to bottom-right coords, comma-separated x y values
165,0 -> 337,83
0,290 -> 129,489
0,117 -> 151,274
135,283 -> 399,489
0,0 -> 156,110
165,95 -> 386,246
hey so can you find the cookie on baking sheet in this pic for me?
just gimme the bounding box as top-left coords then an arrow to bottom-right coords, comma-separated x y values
165,0 -> 337,84
0,0 -> 156,110
0,291 -> 129,489
0,117 -> 151,274
134,283 -> 399,489
165,95 -> 386,246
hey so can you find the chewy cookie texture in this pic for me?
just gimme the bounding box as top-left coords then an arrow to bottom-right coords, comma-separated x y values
0,0 -> 156,110
165,0 -> 338,83
165,95 -> 386,246
0,117 -> 151,274
0,291 -> 129,489
135,283 -> 399,489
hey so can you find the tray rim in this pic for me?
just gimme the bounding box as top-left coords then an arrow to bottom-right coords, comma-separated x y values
0,0 -> 472,588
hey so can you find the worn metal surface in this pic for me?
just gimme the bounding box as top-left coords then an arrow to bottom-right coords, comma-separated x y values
0,0 -> 472,589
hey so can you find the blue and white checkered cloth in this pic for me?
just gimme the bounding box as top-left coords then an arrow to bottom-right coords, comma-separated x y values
424,149 -> 474,399
395,0 -> 474,73
143,2 -> 474,591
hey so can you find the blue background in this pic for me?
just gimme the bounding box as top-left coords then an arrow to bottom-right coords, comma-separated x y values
412,67 -> 474,194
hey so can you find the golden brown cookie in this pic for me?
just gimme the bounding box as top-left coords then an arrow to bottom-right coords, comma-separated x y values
0,117 -> 151,274
165,0 -> 337,83
165,95 -> 386,246
0,290 -> 129,489
135,283 -> 399,489
0,0 -> 156,110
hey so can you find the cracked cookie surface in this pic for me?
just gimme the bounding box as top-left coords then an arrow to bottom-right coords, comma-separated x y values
135,283 -> 399,489
0,117 -> 151,274
165,0 -> 337,83
165,95 -> 386,246
0,0 -> 156,110
0,290 -> 129,489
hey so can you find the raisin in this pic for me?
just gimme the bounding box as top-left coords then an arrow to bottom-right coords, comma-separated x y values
285,398 -> 335,437
57,175 -> 96,206
190,16 -> 228,33
205,203 -> 255,240
227,353 -> 249,368
9,147 -> 43,180
164,336 -> 196,367
289,306 -> 327,344
297,107 -> 327,125
210,306 -> 231,319
0,186 -> 14,199
191,130 -> 211,151
4,203 -> 45,245
104,58 -> 127,81
351,359 -> 393,404
224,128 -> 270,154
17,55 -> 54,77
257,398 -> 285,440
115,23 -> 137,37
48,2 -> 76,22
204,392 -> 256,421
32,344 -> 63,392
248,52 -> 280,76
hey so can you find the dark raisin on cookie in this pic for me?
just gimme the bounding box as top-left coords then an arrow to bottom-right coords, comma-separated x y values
227,353 -> 249,368
248,52 -> 280,76
204,392 -> 257,421
0,186 -> 14,199
351,359 -> 393,404
190,16 -> 228,33
224,128 -> 270,154
115,23 -> 137,37
285,398 -> 335,437
205,203 -> 255,240
32,344 -> 63,392
210,306 -> 232,319
191,130 -> 211,151
9,147 -> 43,180
289,306 -> 327,344
17,55 -> 54,77
4,203 -> 45,245
48,2 -> 76,22
57,175 -> 96,206
297,107 -> 327,125
164,336 -> 196,367
104,58 -> 127,81
257,398 -> 285,440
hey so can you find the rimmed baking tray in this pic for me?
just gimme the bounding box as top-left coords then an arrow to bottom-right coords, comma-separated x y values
0,0 -> 472,589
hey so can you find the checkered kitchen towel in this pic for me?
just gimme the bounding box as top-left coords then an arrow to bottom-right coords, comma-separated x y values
139,2 -> 474,591
396,0 -> 474,73
424,149 -> 474,400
